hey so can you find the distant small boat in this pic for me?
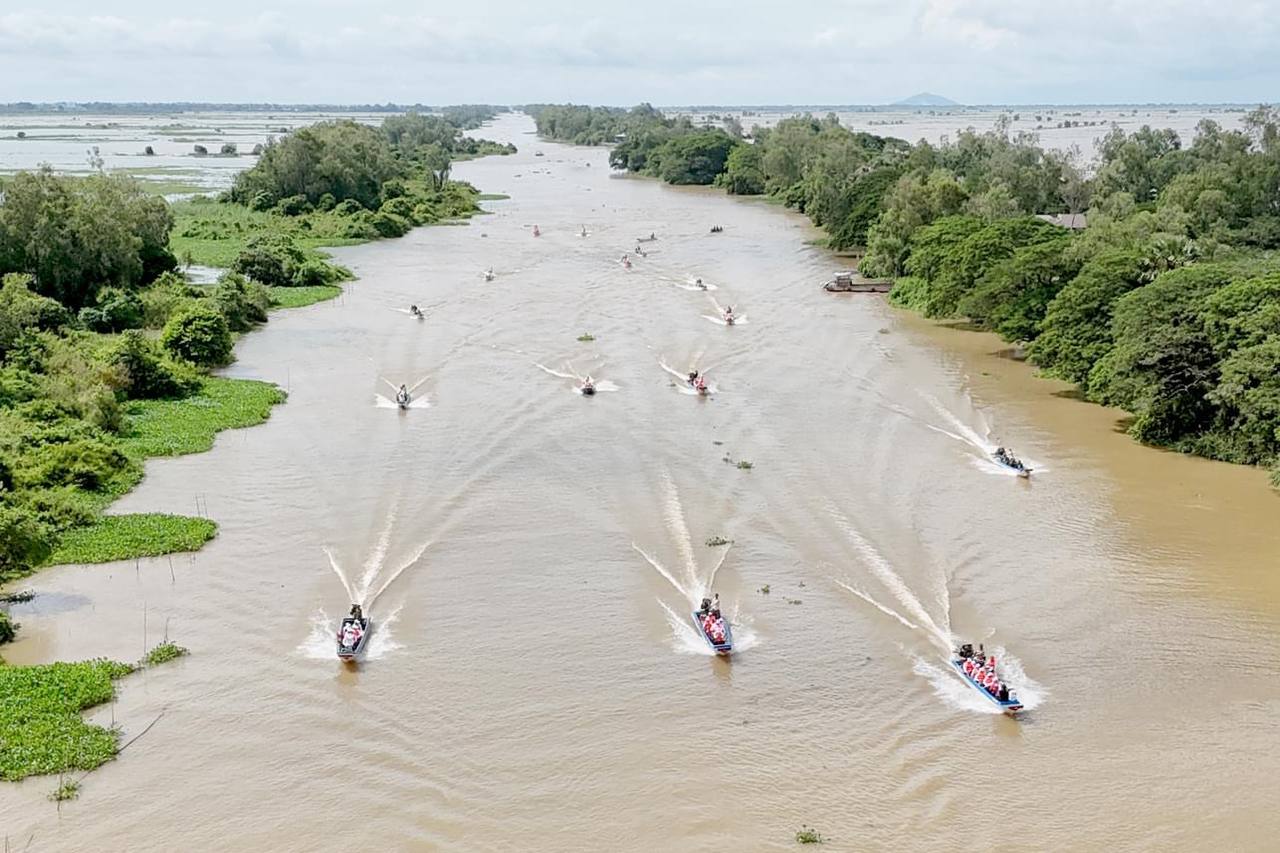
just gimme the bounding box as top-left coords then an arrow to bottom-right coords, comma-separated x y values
337,616 -> 371,662
824,271 -> 891,293
951,659 -> 1022,714
535,150 -> 545,157
581,384 -> 596,396
691,611 -> 733,655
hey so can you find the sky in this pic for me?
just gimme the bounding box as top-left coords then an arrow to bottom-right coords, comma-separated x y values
2,0 -> 1278,105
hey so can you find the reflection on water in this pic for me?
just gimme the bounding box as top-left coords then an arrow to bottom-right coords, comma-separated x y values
3,112 -> 1279,852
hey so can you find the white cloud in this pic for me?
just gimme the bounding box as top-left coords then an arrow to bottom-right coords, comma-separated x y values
0,1 -> 1277,104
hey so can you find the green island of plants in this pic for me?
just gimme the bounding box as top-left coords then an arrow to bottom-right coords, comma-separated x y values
529,104 -> 1280,486
46,514 -> 217,566
1,639 -> 189,783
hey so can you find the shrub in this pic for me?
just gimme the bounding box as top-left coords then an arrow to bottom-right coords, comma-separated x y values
161,305 -> 233,367
19,438 -> 130,491
290,259 -> 334,288
231,233 -> 306,287
110,330 -> 198,400
78,287 -> 144,333
0,274 -> 70,358
0,505 -> 53,582
219,142 -> 237,156
193,144 -> 208,156
0,610 -> 15,644
333,198 -> 364,216
371,211 -> 411,238
212,273 -> 271,331
139,271 -> 199,328
275,194 -> 311,216
380,196 -> 417,222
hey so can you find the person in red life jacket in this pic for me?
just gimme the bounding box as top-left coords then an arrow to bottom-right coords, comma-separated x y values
963,658 -> 975,676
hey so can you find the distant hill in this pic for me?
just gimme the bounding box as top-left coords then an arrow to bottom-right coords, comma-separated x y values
892,93 -> 961,107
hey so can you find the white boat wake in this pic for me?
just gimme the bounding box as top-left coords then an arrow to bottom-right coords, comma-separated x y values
920,391 -> 1046,476
671,274 -> 717,292
376,375 -> 433,409
633,472 -> 753,654
659,358 -> 718,396
534,362 -> 620,394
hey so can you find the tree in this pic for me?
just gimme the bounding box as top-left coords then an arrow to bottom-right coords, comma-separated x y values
1209,336 -> 1280,463
420,143 -> 451,191
1029,250 -> 1146,383
653,131 -> 740,185
1086,265 -> 1234,442
718,144 -> 764,195
227,120 -> 403,210
161,305 -> 232,367
0,169 -> 174,308
958,238 -> 1081,341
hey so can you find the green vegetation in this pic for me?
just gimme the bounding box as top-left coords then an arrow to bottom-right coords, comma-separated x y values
0,106 -> 517,612
795,826 -> 824,844
0,658 -> 136,780
117,378 -> 284,459
758,584 -> 770,595
1,637 -> 188,783
46,514 -> 216,566
869,113 -> 1280,477
49,778 -> 80,801
267,284 -> 341,309
143,640 -> 188,666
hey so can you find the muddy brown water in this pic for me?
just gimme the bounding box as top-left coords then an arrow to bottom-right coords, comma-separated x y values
3,114 -> 1279,852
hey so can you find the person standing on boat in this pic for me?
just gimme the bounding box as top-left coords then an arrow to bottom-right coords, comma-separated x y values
349,604 -> 363,621
711,594 -> 721,617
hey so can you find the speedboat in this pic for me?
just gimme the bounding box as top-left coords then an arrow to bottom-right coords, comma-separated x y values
337,615 -> 371,662
992,450 -> 1031,478
691,610 -> 733,655
637,234 -> 657,243
396,391 -> 411,409
484,270 -> 495,281
532,226 -> 541,237
951,647 -> 1022,715
724,314 -> 735,326
581,383 -> 596,396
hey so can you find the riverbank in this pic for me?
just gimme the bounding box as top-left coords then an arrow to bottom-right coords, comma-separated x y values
0,170 -> 505,806
530,103 -> 1280,489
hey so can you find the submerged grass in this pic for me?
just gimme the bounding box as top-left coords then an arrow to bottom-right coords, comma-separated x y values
143,641 -> 188,667
268,284 -> 341,309
795,826 -> 824,844
46,515 -> 216,566
49,779 -> 80,801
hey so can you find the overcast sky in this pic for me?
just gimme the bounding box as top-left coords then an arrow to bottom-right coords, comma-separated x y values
2,0 -> 1277,105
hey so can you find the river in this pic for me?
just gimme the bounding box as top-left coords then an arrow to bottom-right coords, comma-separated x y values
3,112 -> 1279,852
